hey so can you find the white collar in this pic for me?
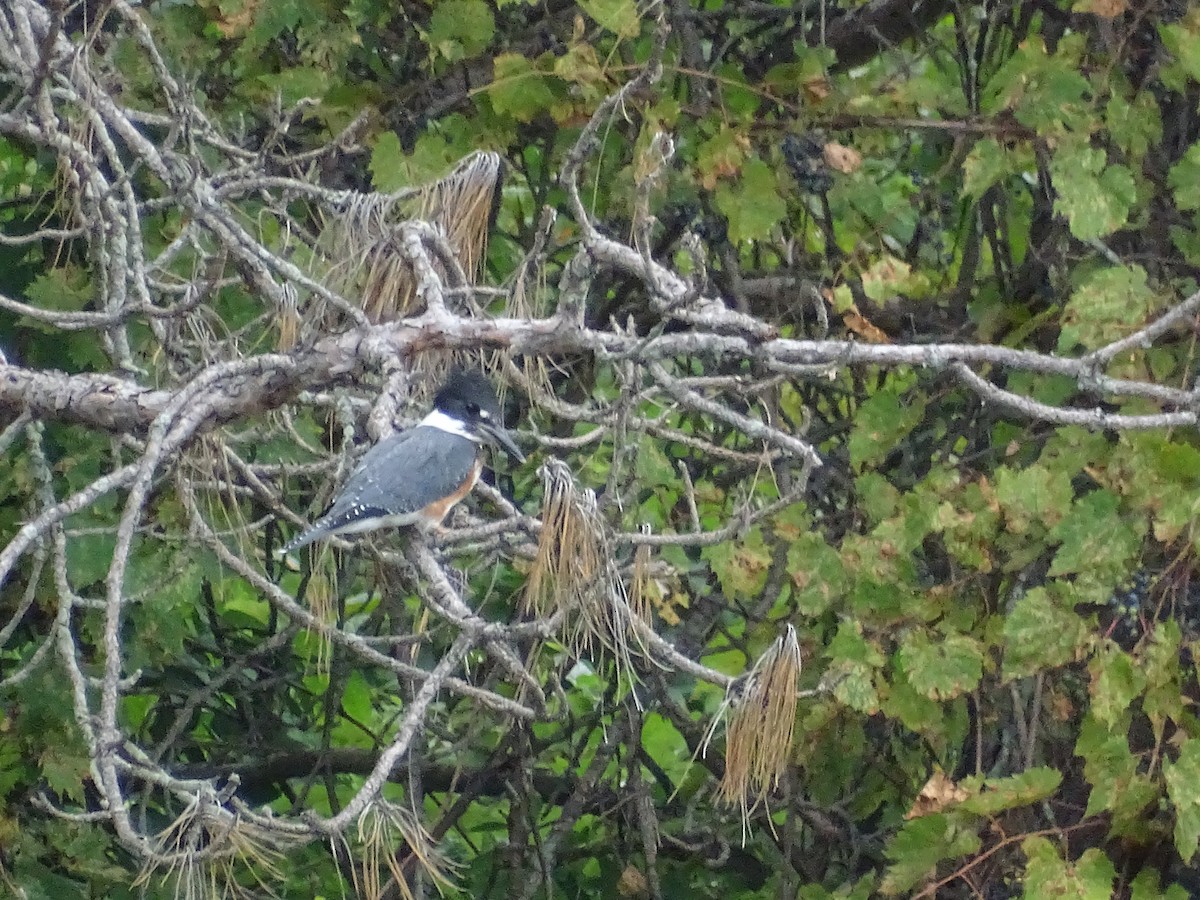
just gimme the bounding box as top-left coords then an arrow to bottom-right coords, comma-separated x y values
420,408 -> 478,441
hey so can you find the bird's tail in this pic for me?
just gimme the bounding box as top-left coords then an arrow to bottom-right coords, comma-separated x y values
277,525 -> 324,557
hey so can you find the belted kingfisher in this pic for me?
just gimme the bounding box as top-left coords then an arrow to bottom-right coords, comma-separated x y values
280,371 -> 524,554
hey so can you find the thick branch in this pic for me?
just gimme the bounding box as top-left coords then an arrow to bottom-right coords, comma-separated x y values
3,303 -> 1198,439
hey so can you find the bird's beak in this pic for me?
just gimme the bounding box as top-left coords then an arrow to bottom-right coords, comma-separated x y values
480,423 -> 525,464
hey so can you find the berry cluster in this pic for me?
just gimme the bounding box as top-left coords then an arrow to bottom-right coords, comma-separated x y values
781,133 -> 834,194
1174,577 -> 1200,638
1104,570 -> 1153,648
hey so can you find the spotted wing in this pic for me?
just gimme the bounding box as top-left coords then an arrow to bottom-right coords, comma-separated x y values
281,426 -> 478,552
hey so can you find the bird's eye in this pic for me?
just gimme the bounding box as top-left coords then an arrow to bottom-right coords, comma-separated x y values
466,402 -> 480,415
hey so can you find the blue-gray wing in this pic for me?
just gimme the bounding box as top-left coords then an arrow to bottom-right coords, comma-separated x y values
281,426 -> 479,552
333,425 -> 479,517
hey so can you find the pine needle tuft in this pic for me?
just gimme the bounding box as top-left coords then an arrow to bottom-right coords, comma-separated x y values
328,151 -> 503,323
353,799 -> 458,900
135,788 -> 301,900
524,460 -> 643,687
703,625 -> 802,841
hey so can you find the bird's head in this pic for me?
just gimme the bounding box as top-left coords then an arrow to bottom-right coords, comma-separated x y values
431,370 -> 525,463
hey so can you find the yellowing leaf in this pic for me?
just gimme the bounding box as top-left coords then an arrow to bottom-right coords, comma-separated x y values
1089,644 -> 1147,728
1073,0 -> 1127,16
958,768 -> 1062,816
842,307 -> 890,343
213,0 -> 261,38
994,463 -> 1072,534
1059,264 -> 1158,351
828,623 -> 883,713
823,141 -> 861,174
787,532 -> 847,615
860,255 -> 911,303
961,137 -> 1035,201
1002,587 -> 1091,680
906,770 -> 968,819
1022,837 -> 1116,898
848,385 -> 926,472
897,630 -> 983,700
1050,140 -> 1136,240
1049,489 -> 1143,580
578,0 -> 640,38
702,529 -> 770,596
696,127 -> 749,189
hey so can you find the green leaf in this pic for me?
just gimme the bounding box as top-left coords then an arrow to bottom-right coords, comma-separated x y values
787,532 -> 847,615
489,53 -> 556,122
634,438 -> 675,485
578,0 -> 640,38
848,386 -> 926,472
1148,439 -> 1200,485
1164,736 -> 1200,861
798,875 -> 874,900
1130,870 -> 1190,900
1089,644 -> 1147,729
369,132 -> 408,192
880,813 -> 981,894
958,767 -> 1061,815
1076,714 -> 1159,827
1143,621 -> 1185,728
1022,838 -> 1115,900
714,157 -> 787,243
1171,219 -> 1200,268
427,0 -> 495,60
993,464 -> 1073,535
961,137 -> 1034,201
896,630 -> 983,700
712,62 -> 759,118
702,528 -> 770,597
1049,141 -> 1136,240
882,676 -> 945,736
1059,264 -> 1158,351
982,39 -> 1090,133
1002,586 -> 1091,680
1161,20 -> 1200,90
40,746 -> 91,804
1169,142 -> 1200,211
856,472 -> 900,524
640,713 -> 688,780
1049,489 -> 1143,581
701,647 -> 747,677
24,266 -> 92,313
337,671 -> 372,723
247,0 -> 306,45
849,579 -> 914,622
828,623 -> 883,714
1107,90 -> 1163,159
0,738 -> 24,797
218,577 -> 271,628
256,66 -> 331,105
122,694 -> 155,731
66,526 -> 116,587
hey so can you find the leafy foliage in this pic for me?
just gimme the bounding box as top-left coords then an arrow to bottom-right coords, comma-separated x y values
4,0 -> 1200,898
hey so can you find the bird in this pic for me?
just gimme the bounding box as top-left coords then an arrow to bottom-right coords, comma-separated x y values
279,370 -> 524,554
